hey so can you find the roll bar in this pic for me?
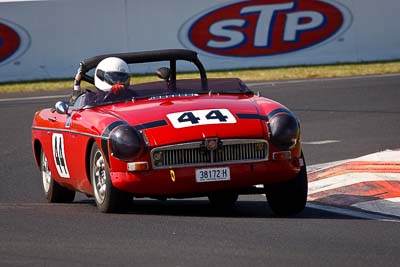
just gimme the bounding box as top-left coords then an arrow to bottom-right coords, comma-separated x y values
76,49 -> 208,91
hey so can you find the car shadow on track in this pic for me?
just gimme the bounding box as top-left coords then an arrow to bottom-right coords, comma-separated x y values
73,197 -> 357,219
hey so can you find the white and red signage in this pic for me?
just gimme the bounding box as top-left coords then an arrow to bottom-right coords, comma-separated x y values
0,18 -> 30,67
0,0 -> 399,83
179,0 -> 352,58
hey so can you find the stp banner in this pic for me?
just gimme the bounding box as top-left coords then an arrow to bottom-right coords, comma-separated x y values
0,0 -> 399,82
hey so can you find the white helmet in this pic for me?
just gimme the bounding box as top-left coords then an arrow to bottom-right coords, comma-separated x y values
94,57 -> 130,91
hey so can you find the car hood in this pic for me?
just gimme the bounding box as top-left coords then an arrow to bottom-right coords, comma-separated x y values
98,95 -> 273,146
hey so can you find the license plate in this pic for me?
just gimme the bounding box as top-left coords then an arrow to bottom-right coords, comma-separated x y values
195,167 -> 230,183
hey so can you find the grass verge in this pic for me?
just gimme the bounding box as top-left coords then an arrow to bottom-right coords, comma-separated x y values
0,61 -> 399,93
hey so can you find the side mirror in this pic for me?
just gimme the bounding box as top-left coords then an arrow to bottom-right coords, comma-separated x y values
55,101 -> 69,115
156,67 -> 171,81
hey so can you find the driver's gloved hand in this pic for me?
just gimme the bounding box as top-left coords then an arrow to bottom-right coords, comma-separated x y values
111,84 -> 125,95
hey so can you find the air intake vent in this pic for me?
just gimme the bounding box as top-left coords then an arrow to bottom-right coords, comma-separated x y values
151,139 -> 268,169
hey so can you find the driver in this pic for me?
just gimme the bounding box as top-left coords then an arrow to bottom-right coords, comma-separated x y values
94,57 -> 130,95
73,57 -> 131,106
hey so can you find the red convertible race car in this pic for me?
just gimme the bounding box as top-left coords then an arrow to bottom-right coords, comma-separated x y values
32,49 -> 307,215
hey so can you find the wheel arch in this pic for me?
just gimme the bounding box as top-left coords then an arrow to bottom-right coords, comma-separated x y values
85,138 -> 113,186
85,138 -> 96,184
33,139 -> 42,168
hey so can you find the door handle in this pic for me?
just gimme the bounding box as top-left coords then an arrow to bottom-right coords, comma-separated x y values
48,117 -> 56,122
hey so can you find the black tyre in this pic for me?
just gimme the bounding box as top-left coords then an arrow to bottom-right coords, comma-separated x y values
266,153 -> 308,216
208,192 -> 239,208
90,142 -> 131,213
40,150 -> 75,203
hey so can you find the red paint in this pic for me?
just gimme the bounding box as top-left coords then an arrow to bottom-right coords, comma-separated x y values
309,180 -> 400,206
32,79 -> 302,196
308,161 -> 400,183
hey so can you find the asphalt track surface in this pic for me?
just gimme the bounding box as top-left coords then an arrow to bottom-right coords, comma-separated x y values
0,74 -> 399,266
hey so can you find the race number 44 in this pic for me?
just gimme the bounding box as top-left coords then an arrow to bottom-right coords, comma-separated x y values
52,133 -> 70,178
167,109 -> 237,128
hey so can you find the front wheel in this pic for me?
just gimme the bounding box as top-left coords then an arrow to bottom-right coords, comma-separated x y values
40,150 -> 75,203
90,142 -> 131,213
266,153 -> 308,216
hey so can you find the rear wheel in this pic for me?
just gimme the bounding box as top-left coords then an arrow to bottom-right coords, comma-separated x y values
40,150 -> 75,203
208,192 -> 239,208
266,153 -> 308,216
90,142 -> 131,213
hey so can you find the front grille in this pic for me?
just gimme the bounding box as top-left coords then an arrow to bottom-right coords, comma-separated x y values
151,139 -> 268,169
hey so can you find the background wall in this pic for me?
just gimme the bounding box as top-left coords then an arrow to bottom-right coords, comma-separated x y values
0,0 -> 399,82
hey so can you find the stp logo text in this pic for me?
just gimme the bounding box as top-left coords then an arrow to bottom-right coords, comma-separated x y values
179,0 -> 352,57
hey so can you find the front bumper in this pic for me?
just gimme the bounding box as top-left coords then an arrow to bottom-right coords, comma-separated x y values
110,159 -> 301,196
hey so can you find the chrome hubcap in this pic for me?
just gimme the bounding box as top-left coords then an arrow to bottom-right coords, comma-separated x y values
41,152 -> 51,193
93,150 -> 107,204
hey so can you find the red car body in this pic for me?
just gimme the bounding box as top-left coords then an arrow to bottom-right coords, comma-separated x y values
32,49 -> 307,214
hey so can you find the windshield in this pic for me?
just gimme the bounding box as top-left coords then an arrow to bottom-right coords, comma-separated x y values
74,78 -> 253,109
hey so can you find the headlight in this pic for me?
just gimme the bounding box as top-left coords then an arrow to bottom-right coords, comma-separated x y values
109,126 -> 145,161
267,113 -> 299,150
